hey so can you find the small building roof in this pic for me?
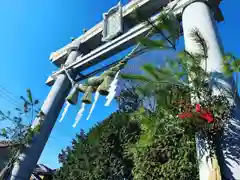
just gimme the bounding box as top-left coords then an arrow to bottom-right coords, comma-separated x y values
33,164 -> 55,176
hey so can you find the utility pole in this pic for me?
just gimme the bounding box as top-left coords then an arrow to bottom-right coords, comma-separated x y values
7,0 -> 228,179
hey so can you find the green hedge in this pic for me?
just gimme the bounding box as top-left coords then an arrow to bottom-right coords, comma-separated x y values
129,108 -> 198,180
54,107 -> 198,180
54,112 -> 140,180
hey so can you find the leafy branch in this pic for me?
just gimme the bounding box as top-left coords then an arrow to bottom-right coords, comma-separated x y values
0,89 -> 42,179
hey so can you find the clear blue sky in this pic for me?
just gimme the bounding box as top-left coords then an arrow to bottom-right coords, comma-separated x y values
0,0 -> 239,169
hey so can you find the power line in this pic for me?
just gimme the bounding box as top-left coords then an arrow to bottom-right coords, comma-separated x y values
0,84 -> 34,123
0,91 -> 33,125
0,84 -> 21,104
0,84 -> 40,112
0,91 -> 21,109
0,84 -> 22,108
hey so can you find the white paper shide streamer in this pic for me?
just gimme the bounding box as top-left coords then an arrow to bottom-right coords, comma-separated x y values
105,71 -> 120,106
59,102 -> 71,122
86,91 -> 100,121
73,103 -> 86,128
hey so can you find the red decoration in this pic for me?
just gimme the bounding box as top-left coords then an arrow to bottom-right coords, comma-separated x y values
199,112 -> 214,123
177,112 -> 193,119
195,104 -> 201,112
177,104 -> 214,123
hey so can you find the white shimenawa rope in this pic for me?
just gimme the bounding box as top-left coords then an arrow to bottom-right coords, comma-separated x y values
62,64 -> 75,87
59,65 -> 76,123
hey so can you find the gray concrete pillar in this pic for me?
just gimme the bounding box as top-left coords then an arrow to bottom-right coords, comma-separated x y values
182,1 -> 223,72
7,50 -> 79,180
182,1 -> 223,180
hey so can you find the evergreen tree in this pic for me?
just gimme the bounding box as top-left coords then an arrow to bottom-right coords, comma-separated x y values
121,10 -> 238,180
54,112 -> 140,180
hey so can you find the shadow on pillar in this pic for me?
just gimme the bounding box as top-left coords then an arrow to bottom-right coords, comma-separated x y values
217,86 -> 240,180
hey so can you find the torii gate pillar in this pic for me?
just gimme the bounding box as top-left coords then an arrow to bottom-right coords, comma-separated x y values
7,50 -> 79,180
182,0 -> 227,179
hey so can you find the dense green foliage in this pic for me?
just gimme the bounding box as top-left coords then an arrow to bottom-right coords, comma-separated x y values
54,106 -> 199,180
55,80 -> 200,180
129,106 -> 198,180
54,112 -> 141,180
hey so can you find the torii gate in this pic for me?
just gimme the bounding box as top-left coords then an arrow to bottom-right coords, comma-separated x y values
7,0 -> 235,179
